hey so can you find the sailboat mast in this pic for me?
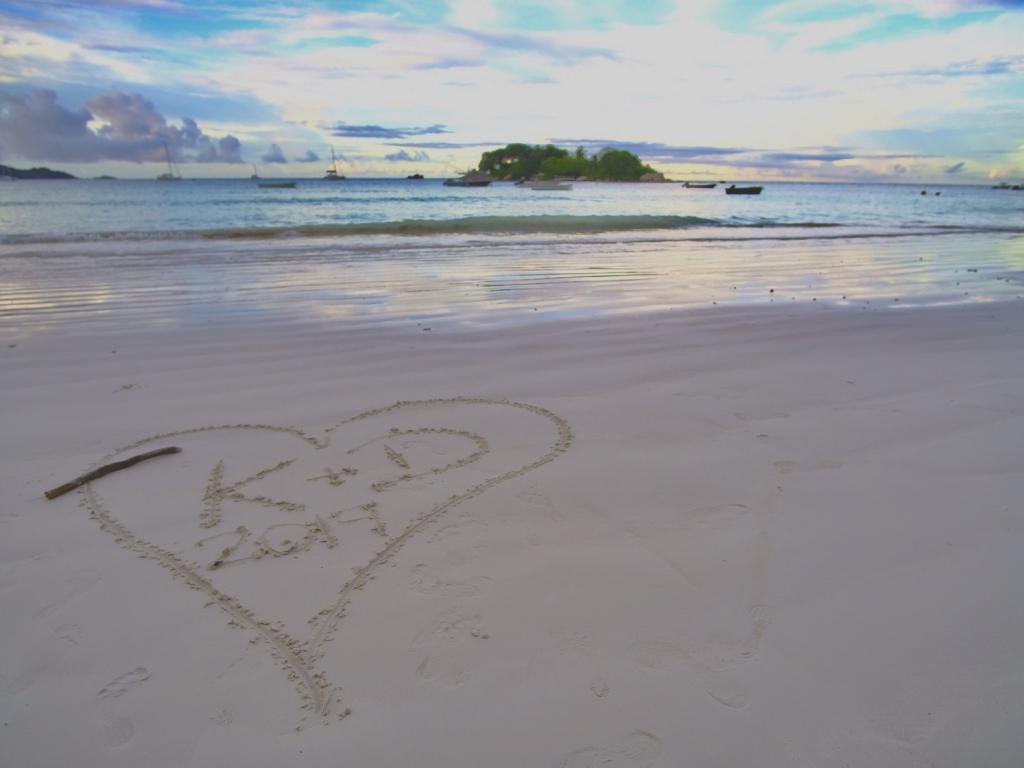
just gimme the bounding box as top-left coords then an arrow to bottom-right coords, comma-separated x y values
323,145 -> 344,180
157,140 -> 181,180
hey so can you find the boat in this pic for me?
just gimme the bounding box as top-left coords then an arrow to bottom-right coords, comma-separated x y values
725,184 -> 762,195
157,142 -> 181,181
250,164 -> 260,180
406,173 -> 425,180
524,180 -> 572,191
443,170 -> 492,187
323,147 -> 345,180
258,181 -> 297,188
683,182 -> 717,188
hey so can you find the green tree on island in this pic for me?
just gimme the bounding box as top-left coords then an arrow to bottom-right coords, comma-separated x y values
477,143 -> 569,179
476,144 -> 658,181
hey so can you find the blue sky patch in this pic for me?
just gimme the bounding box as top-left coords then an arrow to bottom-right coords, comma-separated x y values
815,11 -> 1001,53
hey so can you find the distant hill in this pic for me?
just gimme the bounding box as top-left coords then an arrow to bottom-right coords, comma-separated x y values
0,164 -> 76,180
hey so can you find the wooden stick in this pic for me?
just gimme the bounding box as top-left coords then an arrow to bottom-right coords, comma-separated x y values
45,446 -> 181,500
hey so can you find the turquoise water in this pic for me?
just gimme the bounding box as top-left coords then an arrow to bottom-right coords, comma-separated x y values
1,179 -> 1022,242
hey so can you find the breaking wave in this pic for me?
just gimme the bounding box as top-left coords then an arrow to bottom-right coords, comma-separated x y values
0,214 -> 845,244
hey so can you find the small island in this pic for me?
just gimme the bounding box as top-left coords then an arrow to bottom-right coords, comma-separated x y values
0,164 -> 77,180
476,143 -> 666,182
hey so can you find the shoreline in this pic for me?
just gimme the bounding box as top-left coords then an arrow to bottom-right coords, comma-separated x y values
4,219 -> 1024,246
3,231 -> 1022,340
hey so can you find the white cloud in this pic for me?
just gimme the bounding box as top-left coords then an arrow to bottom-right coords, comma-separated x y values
3,1 -> 1022,179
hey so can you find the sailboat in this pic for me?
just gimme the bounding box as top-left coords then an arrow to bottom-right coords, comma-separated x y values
323,146 -> 345,180
250,164 -> 260,180
157,142 -> 181,181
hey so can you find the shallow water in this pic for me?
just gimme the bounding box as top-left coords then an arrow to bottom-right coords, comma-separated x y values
1,178 -> 1022,242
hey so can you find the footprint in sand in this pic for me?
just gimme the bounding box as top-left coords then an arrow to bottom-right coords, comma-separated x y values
415,654 -> 467,688
628,640 -> 690,671
411,609 -> 489,689
98,667 -> 151,699
699,674 -> 749,709
558,730 -> 662,768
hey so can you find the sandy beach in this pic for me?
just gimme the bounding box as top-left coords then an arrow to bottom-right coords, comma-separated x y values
2,232 -> 1022,766
6,0 -> 1024,761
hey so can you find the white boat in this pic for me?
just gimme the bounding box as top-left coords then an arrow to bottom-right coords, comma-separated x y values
250,164 -> 260,180
524,180 -> 573,191
157,142 -> 181,181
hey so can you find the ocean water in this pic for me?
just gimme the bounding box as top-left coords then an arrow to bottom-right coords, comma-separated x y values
2,179 -> 1022,335
1,178 -> 1022,242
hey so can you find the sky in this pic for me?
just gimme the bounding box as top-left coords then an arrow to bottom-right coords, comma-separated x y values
0,0 -> 1022,181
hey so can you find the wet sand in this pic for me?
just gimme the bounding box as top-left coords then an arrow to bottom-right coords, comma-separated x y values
2,230 -> 1022,336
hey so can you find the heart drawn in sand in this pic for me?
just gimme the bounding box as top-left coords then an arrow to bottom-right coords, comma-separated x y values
80,398 -> 572,721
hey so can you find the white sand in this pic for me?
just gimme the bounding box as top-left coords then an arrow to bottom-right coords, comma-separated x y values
2,295 -> 1023,766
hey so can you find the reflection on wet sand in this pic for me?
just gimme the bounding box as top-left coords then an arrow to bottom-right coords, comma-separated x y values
1,232 -> 1022,337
